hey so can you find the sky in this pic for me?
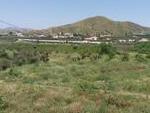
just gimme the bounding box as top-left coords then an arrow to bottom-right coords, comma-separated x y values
0,0 -> 150,29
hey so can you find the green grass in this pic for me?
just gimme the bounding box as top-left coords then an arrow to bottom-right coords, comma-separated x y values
0,43 -> 150,113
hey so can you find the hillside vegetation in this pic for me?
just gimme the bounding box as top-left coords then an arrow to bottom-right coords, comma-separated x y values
0,42 -> 150,113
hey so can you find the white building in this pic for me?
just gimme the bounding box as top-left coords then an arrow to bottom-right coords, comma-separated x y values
139,38 -> 149,42
64,33 -> 74,38
128,39 -> 135,43
53,35 -> 59,39
15,32 -> 24,37
85,36 -> 98,41
119,39 -> 127,43
106,38 -> 111,41
100,34 -> 112,38
37,35 -> 46,38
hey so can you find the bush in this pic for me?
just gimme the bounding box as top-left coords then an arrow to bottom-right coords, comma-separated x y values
90,53 -> 101,61
134,42 -> 150,54
146,54 -> 150,59
0,49 -> 7,58
40,52 -> 49,63
4,50 -> 14,59
13,55 -> 27,66
81,52 -> 91,59
0,47 -> 50,71
121,53 -> 129,61
8,68 -> 22,78
76,80 -> 98,93
105,95 -> 131,108
0,96 -> 7,111
99,44 -> 117,59
135,54 -> 146,62
97,99 -> 108,113
100,44 -> 116,54
70,53 -> 82,62
0,59 -> 12,71
29,55 -> 40,64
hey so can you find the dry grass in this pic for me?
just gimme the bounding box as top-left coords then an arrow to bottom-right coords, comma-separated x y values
0,44 -> 150,113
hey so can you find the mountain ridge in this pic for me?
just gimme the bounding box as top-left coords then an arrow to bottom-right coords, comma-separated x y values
47,16 -> 150,36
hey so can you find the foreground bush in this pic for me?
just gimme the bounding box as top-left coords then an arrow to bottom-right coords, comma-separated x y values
99,44 -> 117,59
75,80 -> 98,93
70,53 -> 82,62
135,54 -> 146,62
0,47 -> 49,71
121,53 -> 129,61
146,54 -> 150,59
0,59 -> 12,71
0,96 -> 7,112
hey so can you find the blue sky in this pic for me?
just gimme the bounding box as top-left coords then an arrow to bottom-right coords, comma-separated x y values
0,0 -> 150,29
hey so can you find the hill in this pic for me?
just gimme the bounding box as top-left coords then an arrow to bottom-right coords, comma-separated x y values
0,27 -> 31,34
47,16 -> 150,37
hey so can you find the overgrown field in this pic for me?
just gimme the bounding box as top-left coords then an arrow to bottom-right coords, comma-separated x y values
0,42 -> 150,113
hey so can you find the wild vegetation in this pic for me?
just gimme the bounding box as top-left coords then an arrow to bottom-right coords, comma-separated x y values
0,42 -> 150,113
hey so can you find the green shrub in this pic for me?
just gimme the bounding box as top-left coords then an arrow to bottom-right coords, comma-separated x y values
100,44 -> 116,55
135,54 -> 146,62
90,53 -> 101,61
29,55 -> 40,64
0,49 -> 7,58
97,74 -> 110,81
97,99 -> 108,113
0,96 -> 7,112
121,53 -> 129,61
70,53 -> 82,62
99,44 -> 117,60
0,59 -> 12,71
8,68 -> 22,78
4,50 -> 15,59
146,54 -> 150,59
105,95 -> 131,108
61,75 -> 70,83
134,42 -> 150,54
0,47 -> 50,71
80,52 -> 91,59
76,80 -> 98,93
13,55 -> 27,66
40,52 -> 49,63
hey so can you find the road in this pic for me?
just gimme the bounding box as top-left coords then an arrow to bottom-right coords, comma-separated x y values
17,38 -> 103,44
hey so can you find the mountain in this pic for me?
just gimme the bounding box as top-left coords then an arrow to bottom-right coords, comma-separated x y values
0,27 -> 32,34
47,16 -> 150,37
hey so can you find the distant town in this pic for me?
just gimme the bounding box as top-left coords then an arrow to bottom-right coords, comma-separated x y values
0,31 -> 149,44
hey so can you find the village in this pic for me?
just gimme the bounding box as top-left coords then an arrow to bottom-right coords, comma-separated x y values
0,31 -> 149,44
